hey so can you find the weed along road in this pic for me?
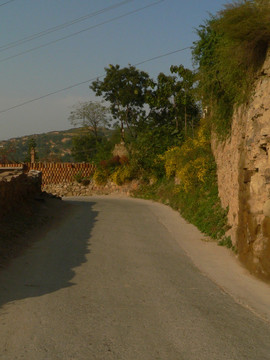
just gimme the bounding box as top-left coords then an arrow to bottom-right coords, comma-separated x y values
0,197 -> 270,359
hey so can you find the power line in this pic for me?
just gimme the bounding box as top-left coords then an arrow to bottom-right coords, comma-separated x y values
0,0 -> 16,7
135,47 -> 191,66
0,0 -> 135,52
0,0 -> 164,64
0,46 -> 191,115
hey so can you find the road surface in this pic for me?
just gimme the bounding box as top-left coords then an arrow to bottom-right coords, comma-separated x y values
0,196 -> 269,359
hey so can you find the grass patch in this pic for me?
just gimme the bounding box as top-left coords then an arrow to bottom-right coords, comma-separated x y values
133,178 -> 229,241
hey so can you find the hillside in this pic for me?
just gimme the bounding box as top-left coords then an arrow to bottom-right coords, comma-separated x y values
0,127 -> 113,163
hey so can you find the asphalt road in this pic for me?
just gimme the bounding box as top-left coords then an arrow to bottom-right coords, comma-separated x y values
0,196 -> 270,360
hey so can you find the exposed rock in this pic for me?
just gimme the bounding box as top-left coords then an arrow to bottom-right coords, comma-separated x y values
212,47 -> 270,281
42,180 -> 140,198
263,200 -> 270,217
112,142 -> 129,158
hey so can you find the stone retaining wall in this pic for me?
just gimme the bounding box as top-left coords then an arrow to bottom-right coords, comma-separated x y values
0,169 -> 42,218
43,180 -> 140,197
212,48 -> 270,280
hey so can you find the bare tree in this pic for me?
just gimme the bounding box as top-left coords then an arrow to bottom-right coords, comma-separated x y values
69,101 -> 110,138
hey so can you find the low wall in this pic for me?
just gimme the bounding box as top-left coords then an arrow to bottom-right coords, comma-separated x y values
0,163 -> 95,185
0,169 -> 42,218
43,180 -> 140,197
26,163 -> 95,185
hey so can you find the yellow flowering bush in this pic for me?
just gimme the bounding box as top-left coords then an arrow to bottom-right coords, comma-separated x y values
162,147 -> 182,178
93,168 -> 109,185
110,165 -> 134,185
163,120 -> 214,192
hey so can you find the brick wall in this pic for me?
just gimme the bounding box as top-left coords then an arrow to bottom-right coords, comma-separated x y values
0,163 -> 95,185
0,164 -> 24,170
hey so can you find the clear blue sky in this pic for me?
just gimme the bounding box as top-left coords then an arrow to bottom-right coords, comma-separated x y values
0,0 -> 229,140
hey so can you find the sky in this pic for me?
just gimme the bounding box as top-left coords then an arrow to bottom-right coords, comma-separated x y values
0,0 -> 229,140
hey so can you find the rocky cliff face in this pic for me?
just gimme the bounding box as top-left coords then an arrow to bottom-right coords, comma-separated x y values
212,49 -> 270,281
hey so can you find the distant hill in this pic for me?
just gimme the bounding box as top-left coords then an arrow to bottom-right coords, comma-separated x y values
0,127 -> 113,163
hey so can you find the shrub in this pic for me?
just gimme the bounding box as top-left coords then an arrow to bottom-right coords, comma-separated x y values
99,155 -> 123,172
74,171 -> 83,183
161,147 -> 182,178
133,120 -> 229,241
133,177 -> 229,240
119,155 -> 129,165
193,0 -> 270,137
110,165 -> 135,185
81,178 -> 90,186
74,171 -> 92,186
93,168 -> 109,185
108,155 -> 121,167
163,120 -> 215,192
99,159 -> 109,168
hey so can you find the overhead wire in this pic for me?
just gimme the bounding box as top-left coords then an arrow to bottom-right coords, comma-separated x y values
135,47 -> 191,66
0,0 -> 165,64
0,46 -> 192,115
0,0 -> 16,7
0,0 -> 135,52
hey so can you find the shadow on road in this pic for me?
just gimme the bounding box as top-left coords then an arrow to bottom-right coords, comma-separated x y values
0,199 -> 98,309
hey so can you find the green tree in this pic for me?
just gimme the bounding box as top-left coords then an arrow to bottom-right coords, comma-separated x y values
91,64 -> 150,140
71,134 -> 101,162
71,131 -> 118,164
127,65 -> 199,177
170,65 -> 198,136
146,65 -> 200,140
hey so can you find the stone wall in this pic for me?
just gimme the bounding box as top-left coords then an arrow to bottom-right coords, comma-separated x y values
0,169 -> 41,218
0,163 -> 138,198
212,48 -> 270,280
43,180 -> 140,198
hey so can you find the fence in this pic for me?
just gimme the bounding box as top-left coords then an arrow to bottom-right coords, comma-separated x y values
0,162 -> 95,185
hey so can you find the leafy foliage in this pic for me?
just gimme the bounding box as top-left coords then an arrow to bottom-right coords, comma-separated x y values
133,177 -> 228,240
133,118 -> 229,240
110,164 -> 135,185
141,106 -> 230,242
74,171 -> 91,186
93,167 -> 109,185
146,65 -> 200,139
122,64 -> 201,178
162,121 -> 215,191
71,134 -> 101,162
91,64 -> 150,139
192,0 -> 270,137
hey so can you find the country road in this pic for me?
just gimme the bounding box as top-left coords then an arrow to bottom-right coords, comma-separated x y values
0,196 -> 270,359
